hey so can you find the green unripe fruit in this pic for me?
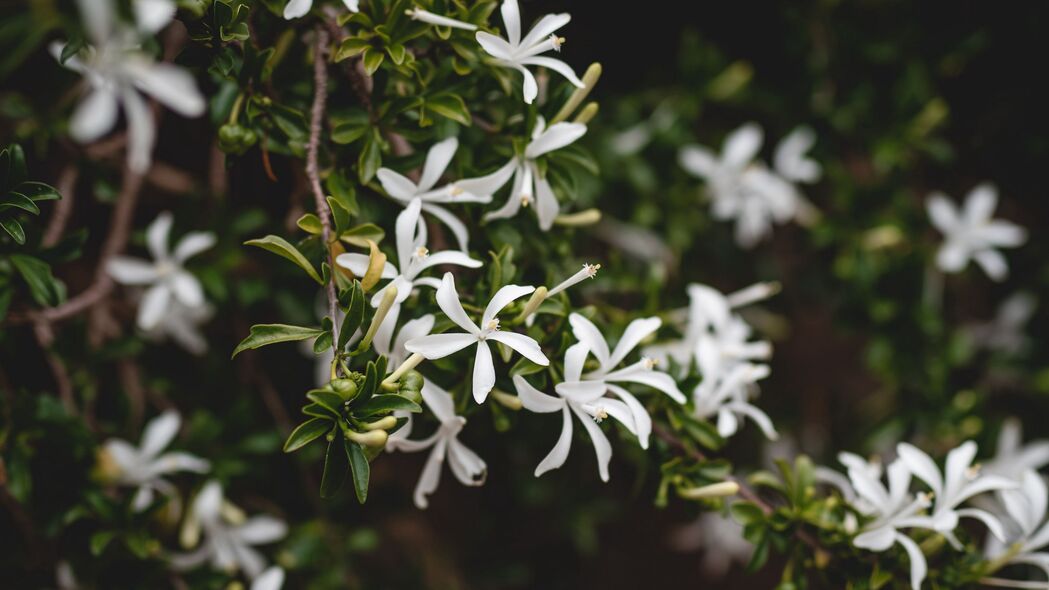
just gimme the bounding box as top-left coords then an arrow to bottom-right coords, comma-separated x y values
400,388 -> 422,405
330,378 -> 359,401
218,123 -> 258,155
401,370 -> 424,392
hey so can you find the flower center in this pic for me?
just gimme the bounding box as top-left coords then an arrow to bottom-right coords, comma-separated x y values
415,246 -> 429,259
448,184 -> 464,197
485,318 -> 500,332
965,464 -> 981,480
591,406 -> 608,423
155,260 -> 176,277
520,194 -> 532,207
584,263 -> 601,278
642,356 -> 657,370
550,34 -> 565,52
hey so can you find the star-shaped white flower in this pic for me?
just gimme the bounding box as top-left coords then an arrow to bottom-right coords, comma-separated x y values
475,0 -> 583,104
984,470 -> 1049,585
378,137 -> 513,249
927,183 -> 1027,281
964,293 -> 1037,356
514,369 -> 631,482
386,379 -> 486,508
844,456 -> 935,590
145,300 -> 213,355
171,481 -> 287,582
336,197 -> 481,318
669,512 -> 753,577
53,0 -> 205,173
679,123 -> 812,248
984,418 -> 1049,480
565,313 -> 686,448
133,0 -> 177,33
107,212 -> 215,330
692,363 -> 777,440
897,441 -> 1016,548
405,272 -> 550,403
483,117 -> 587,230
100,410 -> 209,512
283,0 -> 358,20
773,127 -> 822,184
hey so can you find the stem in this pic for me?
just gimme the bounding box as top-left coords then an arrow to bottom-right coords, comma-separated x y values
382,352 -> 425,386
306,27 -> 339,346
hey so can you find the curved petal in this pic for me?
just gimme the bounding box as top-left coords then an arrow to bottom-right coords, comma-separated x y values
283,0 -> 312,19
534,406 -> 573,477
608,317 -> 661,369
138,285 -> 171,330
517,56 -> 584,88
170,271 -> 205,308
447,438 -> 487,486
435,272 -> 479,333
472,342 -> 495,403
525,122 -> 587,159
482,284 -> 535,326
727,401 -> 778,440
965,183 -> 998,225
420,378 -> 456,424
513,63 -> 539,104
487,331 -> 549,366
147,212 -> 174,262
140,411 -> 180,458
395,198 -> 424,268
236,516 -> 288,544
128,62 -> 205,117
896,443 -> 944,498
943,440 -> 978,501
513,374 -> 564,413
605,384 -> 651,448
723,123 -> 763,169
404,333 -> 476,359
413,250 -> 483,273
926,193 -> 959,233
679,145 -> 718,179
122,87 -> 156,173
568,313 -> 611,366
455,159 -> 517,200
173,232 -> 216,263
518,13 -> 571,52
894,532 -> 928,590
562,342 -> 589,382
70,87 -> 119,143
853,524 -> 895,552
418,138 -> 458,192
973,249 -> 1009,282
251,567 -> 286,590
335,253 -> 397,279
570,404 -> 612,482
499,0 -> 521,46
533,176 -> 559,231
107,257 -> 160,285
378,168 -> 419,202
134,0 -> 176,34
475,31 -> 514,60
603,363 -> 686,403
936,241 -> 971,273
420,203 -> 471,251
413,438 -> 448,509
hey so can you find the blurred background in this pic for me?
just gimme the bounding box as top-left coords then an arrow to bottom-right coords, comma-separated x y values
3,0 -> 1049,588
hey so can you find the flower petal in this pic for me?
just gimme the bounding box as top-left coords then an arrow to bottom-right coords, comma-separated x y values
894,533 -> 928,590
107,257 -> 160,285
447,438 -> 487,487
472,341 -> 495,403
378,168 -> 419,201
499,0 -> 521,46
418,138 -> 458,192
173,232 -> 216,263
435,272 -> 479,333
421,203 -> 472,250
283,0 -> 312,19
138,285 -> 171,330
140,410 -> 180,457
475,31 -> 514,60
568,313 -> 611,367
722,123 -> 763,169
404,333 -> 476,359
170,271 -> 205,308
964,183 -> 998,225
517,56 -> 584,88
570,403 -> 612,482
926,193 -> 959,233
514,375 -> 564,413
487,331 -> 549,366
70,87 -> 119,143
534,405 -> 573,476
236,516 -> 288,544
525,122 -> 587,159
251,567 -> 286,590
896,443 -> 944,498
420,378 -> 456,424
518,13 -> 571,52
128,62 -> 205,117
607,316 -> 661,368
482,284 -> 535,327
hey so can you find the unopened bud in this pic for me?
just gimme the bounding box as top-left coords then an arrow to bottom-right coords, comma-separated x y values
346,429 -> 388,447
363,416 -> 397,431
677,481 -> 740,500
491,389 -> 523,410
553,209 -> 601,227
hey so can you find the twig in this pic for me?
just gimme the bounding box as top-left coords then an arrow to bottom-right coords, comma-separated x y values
32,322 -> 75,414
306,27 -> 339,344
42,165 -> 78,248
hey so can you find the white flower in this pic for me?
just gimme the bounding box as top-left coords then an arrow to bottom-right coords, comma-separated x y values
171,481 -> 287,581
283,0 -> 358,20
845,456 -> 935,590
514,369 -> 631,482
100,410 -> 209,512
483,117 -> 587,230
566,313 -> 686,448
669,512 -> 752,577
251,567 -> 286,590
897,441 -> 1016,548
679,123 -> 808,248
53,0 -> 205,173
475,0 -> 583,104
385,380 -> 486,508
107,212 -> 215,330
984,470 -> 1049,584
964,293 -> 1037,356
773,127 -> 822,184
376,313 -> 435,449
927,183 -> 1027,281
134,0 -> 177,33
546,263 -> 600,297
406,7 -> 477,30
405,272 -> 550,403
336,197 -> 481,317
645,282 -> 776,371
378,137 -> 513,249
983,418 -> 1049,481
692,363 -> 777,440
145,300 -> 213,355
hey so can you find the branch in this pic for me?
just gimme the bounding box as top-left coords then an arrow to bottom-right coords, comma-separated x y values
306,27 -> 339,344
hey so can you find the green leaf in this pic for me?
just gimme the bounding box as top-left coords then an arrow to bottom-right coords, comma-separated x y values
326,170 -> 359,216
333,37 -> 370,62
344,439 -> 370,503
283,418 -> 332,452
312,330 -> 333,353
327,196 -> 351,235
362,47 -> 385,75
354,394 -> 422,417
231,324 -> 325,358
245,235 -> 324,284
11,255 -> 63,306
339,223 -> 385,248
1,143 -> 27,188
302,402 -> 337,418
730,501 -> 766,526
0,216 -> 25,244
90,530 -> 116,556
339,280 -> 365,350
0,191 -> 39,214
296,213 -> 323,235
16,181 -> 60,201
427,93 -> 471,126
357,132 -> 382,184
306,389 -> 345,415
386,43 -> 407,65
332,119 -> 371,145
319,438 -> 349,498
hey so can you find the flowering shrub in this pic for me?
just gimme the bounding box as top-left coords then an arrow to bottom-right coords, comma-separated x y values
1,1 -> 1048,588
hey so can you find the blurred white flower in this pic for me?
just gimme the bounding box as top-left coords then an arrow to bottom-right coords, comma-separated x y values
386,380 -> 486,508
897,441 -> 1015,548
679,123 -> 818,248
378,137 -> 511,249
566,313 -> 686,448
692,363 -> 777,440
773,127 -> 822,183
927,183 -> 1027,281
984,418 -> 1049,480
52,0 -> 205,173
406,8 -> 476,30
145,300 -> 213,355
134,0 -> 176,33
514,367 -> 633,482
484,117 -> 587,230
476,0 -> 583,104
171,481 -> 287,582
669,512 -> 752,577
845,456 -> 934,590
405,273 -> 549,403
100,410 -> 209,513
107,212 -> 215,331
983,470 -> 1049,585
283,0 -> 358,20
378,313 -> 436,449
964,293 -> 1037,356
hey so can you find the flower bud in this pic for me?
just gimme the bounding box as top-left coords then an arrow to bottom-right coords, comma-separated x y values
677,481 -> 740,500
363,416 -> 397,431
330,378 -> 359,401
346,429 -> 388,447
